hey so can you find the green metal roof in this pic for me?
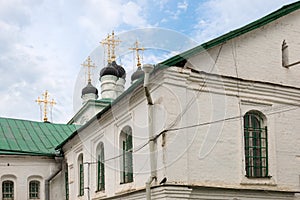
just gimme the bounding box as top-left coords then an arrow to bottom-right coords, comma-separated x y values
0,117 -> 78,157
56,1 -> 300,150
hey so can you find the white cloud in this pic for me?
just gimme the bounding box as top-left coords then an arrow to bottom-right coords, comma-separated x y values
194,0 -> 298,43
77,0 -> 149,45
177,1 -> 188,11
0,0 -> 297,123
122,1 -> 148,27
0,0 -> 151,123
163,0 -> 189,20
155,0 -> 170,11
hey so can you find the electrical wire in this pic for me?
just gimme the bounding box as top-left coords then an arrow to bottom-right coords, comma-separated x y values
82,41 -> 300,163
154,105 -> 300,140
80,43 -> 228,164
83,140 -> 150,165
232,40 -> 245,140
72,42 -> 299,164
166,44 -> 224,130
153,43 -> 300,141
84,92 -> 300,164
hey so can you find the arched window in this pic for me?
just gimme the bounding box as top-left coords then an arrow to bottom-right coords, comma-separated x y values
96,142 -> 105,191
29,180 -> 40,199
120,126 -> 133,184
78,154 -> 84,196
244,111 -> 268,177
2,180 -> 14,200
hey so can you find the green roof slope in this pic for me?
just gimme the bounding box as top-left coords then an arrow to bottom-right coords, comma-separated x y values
0,117 -> 78,157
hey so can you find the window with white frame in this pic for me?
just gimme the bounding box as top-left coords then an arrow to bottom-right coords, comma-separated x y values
78,154 -> 84,196
96,142 -> 105,191
120,126 -> 133,184
244,111 -> 269,178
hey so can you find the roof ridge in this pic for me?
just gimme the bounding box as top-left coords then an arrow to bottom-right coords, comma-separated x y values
0,116 -> 76,126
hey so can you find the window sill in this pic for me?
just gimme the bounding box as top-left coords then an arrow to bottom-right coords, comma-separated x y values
120,181 -> 133,185
94,191 -> 106,198
240,176 -> 276,186
115,188 -> 136,196
95,189 -> 105,193
245,175 -> 272,179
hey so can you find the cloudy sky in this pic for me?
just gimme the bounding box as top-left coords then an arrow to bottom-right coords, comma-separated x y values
0,0 -> 297,123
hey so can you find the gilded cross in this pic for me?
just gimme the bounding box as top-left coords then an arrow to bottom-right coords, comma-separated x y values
100,31 -> 121,63
35,90 -> 56,122
81,56 -> 96,83
129,40 -> 145,67
110,31 -> 121,62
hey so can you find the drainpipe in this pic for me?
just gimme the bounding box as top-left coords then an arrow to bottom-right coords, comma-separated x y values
45,156 -> 63,200
142,64 -> 156,200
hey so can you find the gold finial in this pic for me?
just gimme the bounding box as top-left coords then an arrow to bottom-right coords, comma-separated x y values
35,90 -> 56,122
129,40 -> 145,67
100,31 -> 121,63
81,56 -> 96,83
110,31 -> 121,62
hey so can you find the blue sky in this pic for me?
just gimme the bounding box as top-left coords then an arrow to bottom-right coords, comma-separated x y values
0,0 -> 297,123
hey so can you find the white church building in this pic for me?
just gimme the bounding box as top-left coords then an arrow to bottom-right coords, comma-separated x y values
1,1 -> 300,199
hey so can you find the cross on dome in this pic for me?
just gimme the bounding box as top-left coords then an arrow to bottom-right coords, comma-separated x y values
35,90 -> 56,122
100,31 -> 121,63
81,56 -> 96,83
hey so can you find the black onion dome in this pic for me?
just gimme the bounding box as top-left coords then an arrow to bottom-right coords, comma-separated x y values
82,82 -> 98,96
100,63 -> 119,78
112,61 -> 126,79
131,67 -> 144,82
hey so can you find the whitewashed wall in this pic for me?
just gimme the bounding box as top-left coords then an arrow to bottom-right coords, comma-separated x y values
0,155 -> 62,200
62,8 -> 300,199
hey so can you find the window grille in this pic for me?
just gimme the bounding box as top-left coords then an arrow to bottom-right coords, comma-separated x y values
97,143 -> 105,191
244,112 -> 268,177
2,181 -> 13,200
29,181 -> 40,199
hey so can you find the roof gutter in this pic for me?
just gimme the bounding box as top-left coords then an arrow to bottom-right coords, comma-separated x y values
0,148 -> 55,157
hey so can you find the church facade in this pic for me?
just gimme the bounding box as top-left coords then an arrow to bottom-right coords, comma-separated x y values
57,2 -> 300,200
1,1 -> 300,200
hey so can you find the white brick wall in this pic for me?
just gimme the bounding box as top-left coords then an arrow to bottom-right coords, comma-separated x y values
62,9 -> 300,199
0,156 -> 62,200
